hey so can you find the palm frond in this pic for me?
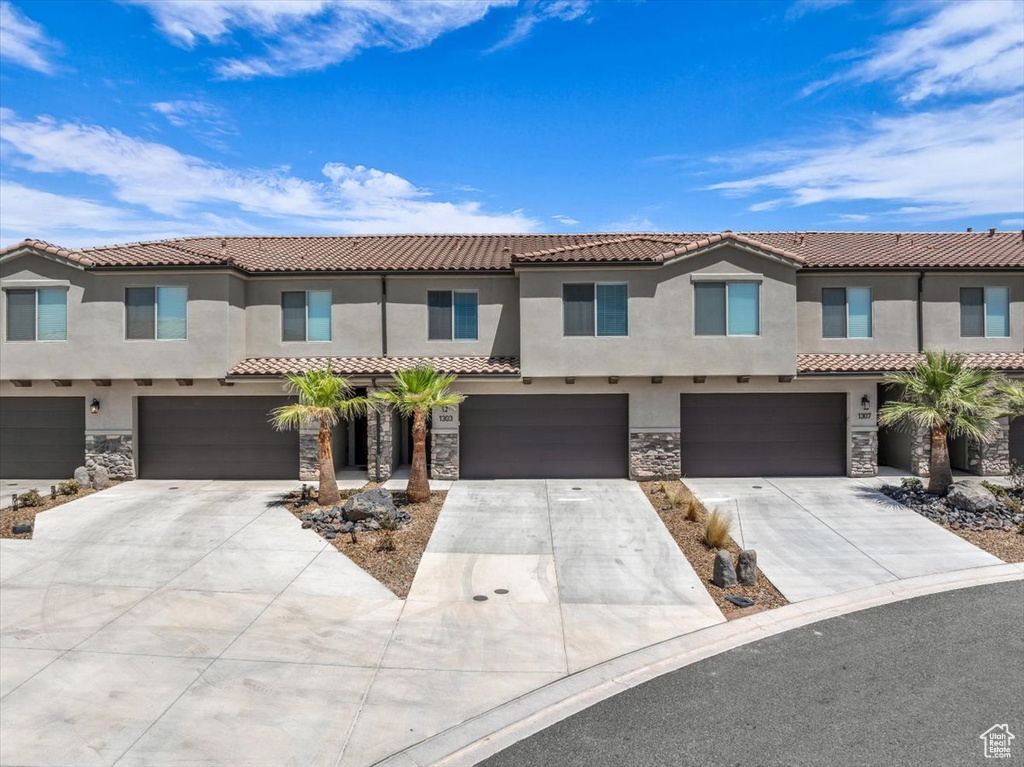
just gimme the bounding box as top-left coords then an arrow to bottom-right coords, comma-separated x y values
270,360 -> 366,432
371,365 -> 466,417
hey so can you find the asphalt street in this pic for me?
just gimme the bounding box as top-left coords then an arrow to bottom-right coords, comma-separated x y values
481,581 -> 1024,767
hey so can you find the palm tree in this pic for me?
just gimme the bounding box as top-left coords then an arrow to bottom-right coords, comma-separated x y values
879,351 -> 1005,494
997,379 -> 1024,419
270,363 -> 370,507
373,366 -> 465,503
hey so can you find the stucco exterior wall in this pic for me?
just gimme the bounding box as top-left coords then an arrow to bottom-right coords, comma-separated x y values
921,272 -> 1024,352
517,246 -> 798,378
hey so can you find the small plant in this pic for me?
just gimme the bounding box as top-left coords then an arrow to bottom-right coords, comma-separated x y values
901,477 -> 923,491
57,480 -> 79,496
1004,496 -> 1022,515
1018,519 -> 1024,536
663,485 -> 686,509
1009,460 -> 1024,492
375,529 -> 396,552
379,516 -> 400,531
980,480 -> 1007,497
685,496 -> 701,522
702,509 -> 732,549
17,489 -> 43,507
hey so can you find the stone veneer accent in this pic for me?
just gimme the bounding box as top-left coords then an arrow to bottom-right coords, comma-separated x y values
849,429 -> 878,477
968,421 -> 1011,476
910,424 -> 932,477
299,432 -> 319,481
85,433 -> 134,480
367,407 -> 395,481
629,431 -> 681,480
430,431 -> 459,480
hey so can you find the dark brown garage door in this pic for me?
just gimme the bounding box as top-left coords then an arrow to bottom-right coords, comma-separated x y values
0,397 -> 85,478
1011,417 -> 1024,465
138,396 -> 298,479
680,393 -> 846,477
459,394 -> 628,479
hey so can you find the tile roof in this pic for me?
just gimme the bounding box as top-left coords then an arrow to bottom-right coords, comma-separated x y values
797,352 -> 1024,374
227,356 -> 521,378
2,231 -> 1021,272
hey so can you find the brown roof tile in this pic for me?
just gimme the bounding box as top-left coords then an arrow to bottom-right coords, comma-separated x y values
797,352 -> 1024,374
227,355 -> 521,378
2,231 -> 1021,272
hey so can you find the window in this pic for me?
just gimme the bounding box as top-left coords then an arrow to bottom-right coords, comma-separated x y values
281,290 -> 332,341
562,283 -> 628,337
694,281 -> 759,336
961,287 -> 1010,338
822,287 -> 872,338
428,290 -> 478,340
125,287 -> 187,340
5,288 -> 67,341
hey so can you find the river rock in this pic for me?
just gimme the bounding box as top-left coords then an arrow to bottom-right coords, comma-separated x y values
712,549 -> 737,588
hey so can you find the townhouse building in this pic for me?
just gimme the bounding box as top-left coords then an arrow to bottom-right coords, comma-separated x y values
1,231 -> 1022,483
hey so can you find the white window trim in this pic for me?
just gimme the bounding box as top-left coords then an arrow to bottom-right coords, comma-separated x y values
694,280 -> 761,338
281,289 -> 333,343
823,286 -> 874,339
3,286 -> 69,343
427,289 -> 479,342
124,286 -> 188,342
561,281 -> 630,338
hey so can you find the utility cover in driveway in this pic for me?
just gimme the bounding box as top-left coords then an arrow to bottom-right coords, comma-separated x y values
680,393 -> 846,477
0,396 -> 85,478
138,396 -> 298,479
459,394 -> 628,479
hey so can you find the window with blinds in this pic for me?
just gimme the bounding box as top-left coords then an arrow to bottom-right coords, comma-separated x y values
961,286 -> 1010,338
563,283 -> 628,337
822,287 -> 871,338
126,287 -> 187,339
6,288 -> 68,341
427,290 -> 477,340
282,290 -> 332,341
695,281 -> 758,336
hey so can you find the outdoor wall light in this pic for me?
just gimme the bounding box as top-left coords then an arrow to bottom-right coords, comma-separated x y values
564,377 -> 576,385
736,376 -> 750,384
861,395 -> 871,411
608,376 -> 619,385
90,399 -> 100,415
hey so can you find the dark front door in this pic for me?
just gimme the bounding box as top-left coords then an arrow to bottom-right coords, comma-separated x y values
459,394 -> 628,479
0,396 -> 85,478
680,393 -> 847,477
138,396 -> 298,479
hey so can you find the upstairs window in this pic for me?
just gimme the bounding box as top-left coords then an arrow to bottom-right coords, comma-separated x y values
822,287 -> 872,338
563,283 -> 628,337
694,281 -> 759,336
5,288 -> 67,341
428,290 -> 478,341
282,290 -> 332,341
126,287 -> 187,340
961,287 -> 1009,338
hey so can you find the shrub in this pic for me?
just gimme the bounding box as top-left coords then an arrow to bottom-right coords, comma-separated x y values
1004,496 -> 1022,515
375,529 -> 396,552
17,489 -> 43,507
901,477 -> 923,491
702,509 -> 732,549
685,496 -> 701,522
1009,460 -> 1024,492
57,480 -> 79,496
664,485 -> 687,509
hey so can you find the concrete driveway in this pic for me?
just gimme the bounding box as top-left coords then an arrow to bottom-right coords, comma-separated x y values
684,477 -> 1001,602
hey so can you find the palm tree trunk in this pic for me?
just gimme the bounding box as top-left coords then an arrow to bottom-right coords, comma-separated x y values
317,416 -> 340,507
927,424 -> 954,495
407,407 -> 430,503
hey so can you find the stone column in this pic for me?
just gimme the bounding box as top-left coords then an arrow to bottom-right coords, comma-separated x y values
849,428 -> 878,477
629,430 -> 681,480
969,419 -> 1011,476
367,407 -> 394,482
910,424 -> 932,476
85,433 -> 135,480
431,432 -> 459,480
299,428 -> 319,481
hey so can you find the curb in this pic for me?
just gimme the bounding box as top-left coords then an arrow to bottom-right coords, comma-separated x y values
376,562 -> 1024,767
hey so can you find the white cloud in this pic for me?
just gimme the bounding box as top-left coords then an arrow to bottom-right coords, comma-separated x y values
0,110 -> 539,244
600,215 -> 659,233
785,0 -> 851,22
150,99 -> 237,150
487,0 -> 590,52
0,1 -> 59,73
135,0 -> 515,79
804,0 -> 1024,102
707,96 -> 1024,219
552,214 -> 579,225
1000,218 -> 1024,227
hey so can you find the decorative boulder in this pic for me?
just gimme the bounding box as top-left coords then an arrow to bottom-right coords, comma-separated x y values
947,483 -> 997,514
737,549 -> 758,586
341,488 -> 397,523
712,549 -> 738,588
92,465 -> 111,490
74,467 -> 91,488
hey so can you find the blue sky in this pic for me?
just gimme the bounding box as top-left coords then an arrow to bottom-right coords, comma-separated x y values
0,0 -> 1022,247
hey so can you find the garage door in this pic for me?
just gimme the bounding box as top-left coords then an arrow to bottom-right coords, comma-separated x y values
459,394 -> 628,479
1011,417 -> 1024,465
680,393 -> 846,477
138,396 -> 298,480
0,397 -> 85,478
